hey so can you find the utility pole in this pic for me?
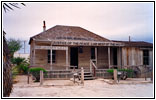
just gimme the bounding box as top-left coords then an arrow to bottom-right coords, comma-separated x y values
129,36 -> 131,42
23,40 -> 26,53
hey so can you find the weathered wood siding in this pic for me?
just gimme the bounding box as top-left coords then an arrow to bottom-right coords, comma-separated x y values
35,50 -> 48,68
55,50 -> 66,66
122,47 -> 143,66
33,50 -> 69,70
97,47 -> 108,69
78,47 -> 90,68
30,40 -> 153,70
149,50 -> 153,67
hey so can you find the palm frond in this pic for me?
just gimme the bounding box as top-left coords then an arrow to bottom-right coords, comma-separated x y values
3,3 -> 26,13
9,3 -> 20,9
21,3 -> 26,6
4,3 -> 14,11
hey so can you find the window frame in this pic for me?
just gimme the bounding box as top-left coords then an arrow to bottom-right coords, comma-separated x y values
47,50 -> 56,63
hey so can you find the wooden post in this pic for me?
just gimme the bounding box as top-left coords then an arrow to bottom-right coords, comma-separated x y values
33,49 -> 35,66
27,71 -> 30,84
33,41 -> 36,66
66,48 -> 68,70
120,47 -> 122,69
95,47 -> 97,66
151,70 -> 153,81
81,67 -> 84,85
40,70 -> 43,86
113,69 -> 117,83
90,60 -> 92,73
50,49 -> 53,70
108,47 -> 111,69
30,45 -> 32,65
145,65 -> 147,81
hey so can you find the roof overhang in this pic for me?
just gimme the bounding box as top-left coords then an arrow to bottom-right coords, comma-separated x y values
33,39 -> 125,47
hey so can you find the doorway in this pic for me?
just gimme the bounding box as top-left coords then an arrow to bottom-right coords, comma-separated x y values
70,47 -> 78,69
113,48 -> 117,65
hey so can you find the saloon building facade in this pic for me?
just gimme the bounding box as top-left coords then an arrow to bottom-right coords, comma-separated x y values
29,22 -> 153,73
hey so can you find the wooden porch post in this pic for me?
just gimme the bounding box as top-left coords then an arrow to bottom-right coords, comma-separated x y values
50,48 -> 53,70
120,47 -> 122,68
33,49 -> 35,66
66,47 -> 68,70
30,45 -> 32,65
33,42 -> 36,66
95,47 -> 97,66
108,47 -> 111,69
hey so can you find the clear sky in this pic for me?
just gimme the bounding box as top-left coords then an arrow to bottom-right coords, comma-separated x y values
3,2 -> 154,53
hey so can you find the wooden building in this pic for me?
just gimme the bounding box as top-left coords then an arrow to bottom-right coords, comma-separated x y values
29,22 -> 153,73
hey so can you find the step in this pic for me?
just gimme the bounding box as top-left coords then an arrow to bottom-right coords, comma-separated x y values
77,72 -> 91,74
78,71 -> 95,80
84,77 -> 96,80
84,75 -> 93,77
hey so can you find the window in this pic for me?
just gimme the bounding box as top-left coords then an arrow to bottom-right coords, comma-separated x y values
91,47 -> 95,59
143,50 -> 149,65
47,50 -> 56,63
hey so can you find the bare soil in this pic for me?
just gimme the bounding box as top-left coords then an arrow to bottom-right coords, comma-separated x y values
10,75 -> 153,98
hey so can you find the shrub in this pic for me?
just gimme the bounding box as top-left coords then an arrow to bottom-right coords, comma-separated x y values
107,69 -> 114,74
12,66 -> 19,79
107,69 -> 133,78
29,67 -> 47,82
18,64 -> 29,74
11,57 -> 25,66
13,58 -> 30,74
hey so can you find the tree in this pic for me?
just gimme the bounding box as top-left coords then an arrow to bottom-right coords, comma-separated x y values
3,3 -> 25,12
3,31 -> 12,97
3,3 -> 26,97
7,38 -> 22,58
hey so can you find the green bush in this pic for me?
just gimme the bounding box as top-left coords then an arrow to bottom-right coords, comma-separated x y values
12,66 -> 19,79
18,64 -> 29,74
11,57 -> 25,66
29,67 -> 47,82
107,69 -> 133,78
107,69 -> 114,74
13,58 -> 30,74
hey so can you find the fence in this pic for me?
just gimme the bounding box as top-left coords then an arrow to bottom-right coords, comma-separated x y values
44,70 -> 73,79
95,69 -> 112,79
34,68 -> 85,86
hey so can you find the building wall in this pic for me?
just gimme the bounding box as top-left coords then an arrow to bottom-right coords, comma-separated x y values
34,50 -> 48,69
149,50 -> 153,68
31,46 -> 111,70
30,41 -> 153,70
78,46 -> 91,68
121,47 -> 153,67
97,47 -> 108,69
33,49 -> 69,70
55,50 -> 66,65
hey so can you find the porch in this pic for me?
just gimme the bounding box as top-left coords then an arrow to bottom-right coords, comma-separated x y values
30,45 -> 123,71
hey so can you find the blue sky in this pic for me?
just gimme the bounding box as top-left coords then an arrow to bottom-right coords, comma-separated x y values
3,2 -> 154,53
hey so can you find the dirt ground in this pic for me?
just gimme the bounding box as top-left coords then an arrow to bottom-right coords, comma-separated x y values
10,75 -> 153,98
